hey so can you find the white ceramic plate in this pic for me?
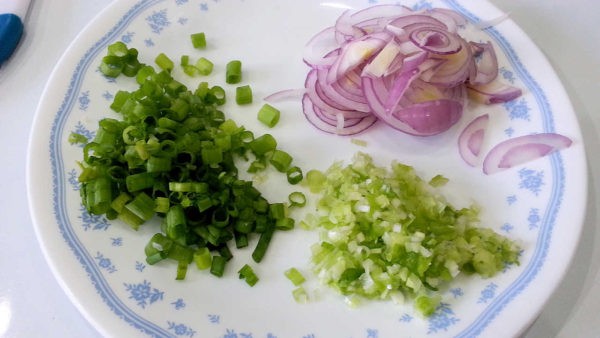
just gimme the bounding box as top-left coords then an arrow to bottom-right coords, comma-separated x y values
27,0 -> 587,337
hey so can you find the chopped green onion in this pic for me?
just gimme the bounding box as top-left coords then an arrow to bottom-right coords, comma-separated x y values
195,57 -> 214,76
201,144 -> 223,166
269,203 -> 286,219
165,205 -> 186,241
305,152 -> 520,316
288,191 -> 306,208
234,232 -> 248,248
194,247 -> 212,270
125,172 -> 155,192
190,32 -> 207,49
176,260 -> 188,280
284,267 -> 306,286
235,85 -> 253,105
124,192 -> 155,222
168,182 -> 209,193
286,166 -> 303,185
269,149 -> 292,172
292,287 -> 309,303
225,60 -> 242,84
69,132 -> 88,145
428,174 -> 449,187
79,41 -> 306,283
257,104 -> 280,128
100,55 -> 124,77
304,169 -> 326,193
154,197 -> 170,213
275,217 -> 294,230
107,41 -> 128,57
180,55 -> 190,66
208,85 -> 226,106
238,264 -> 259,286
210,255 -> 227,277
252,227 -> 274,263
111,192 -> 131,213
249,134 -> 277,156
155,53 -> 174,72
350,138 -> 368,147
117,208 -> 144,230
146,156 -> 172,173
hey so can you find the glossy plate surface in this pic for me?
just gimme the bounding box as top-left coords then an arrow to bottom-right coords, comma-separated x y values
27,0 -> 586,337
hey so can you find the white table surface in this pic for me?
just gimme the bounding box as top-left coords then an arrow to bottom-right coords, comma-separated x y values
1,0 -> 598,337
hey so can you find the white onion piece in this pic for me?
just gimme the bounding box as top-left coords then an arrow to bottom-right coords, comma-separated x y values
458,114 -> 489,166
482,133 -> 573,175
467,79 -> 522,104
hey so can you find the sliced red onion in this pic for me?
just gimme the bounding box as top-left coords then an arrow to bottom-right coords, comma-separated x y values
458,114 -> 489,166
305,70 -> 370,118
425,38 -> 474,87
327,32 -> 390,84
467,79 -> 522,104
384,67 -> 421,114
303,26 -> 339,67
392,99 -> 463,135
263,89 -> 306,103
482,133 -> 573,175
362,77 -> 462,136
316,67 -> 370,112
469,41 -> 498,85
341,4 -> 415,37
409,27 -> 463,55
388,14 -> 447,31
302,94 -> 377,135
299,5 -> 527,144
362,39 -> 402,78
427,8 -> 468,32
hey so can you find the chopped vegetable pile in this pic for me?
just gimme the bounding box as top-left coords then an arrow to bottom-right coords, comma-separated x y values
74,39 -> 303,280
303,152 -> 520,315
300,5 -> 522,137
74,13 -> 528,316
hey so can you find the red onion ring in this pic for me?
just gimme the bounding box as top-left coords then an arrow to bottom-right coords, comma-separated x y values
458,114 -> 489,166
482,133 -> 573,175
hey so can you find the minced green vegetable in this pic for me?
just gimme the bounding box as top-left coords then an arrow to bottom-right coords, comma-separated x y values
190,32 -> 207,49
303,152 -> 520,316
80,41 -> 304,280
257,103 -> 281,128
284,267 -> 306,286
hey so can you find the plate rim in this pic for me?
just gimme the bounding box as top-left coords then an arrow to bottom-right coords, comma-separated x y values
26,0 -> 588,337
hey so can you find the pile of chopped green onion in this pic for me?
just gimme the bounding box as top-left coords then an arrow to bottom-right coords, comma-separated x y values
303,152 -> 520,316
75,39 -> 304,281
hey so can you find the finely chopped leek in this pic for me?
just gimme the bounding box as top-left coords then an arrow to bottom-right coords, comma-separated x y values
303,152 -> 520,316
77,40 -> 304,281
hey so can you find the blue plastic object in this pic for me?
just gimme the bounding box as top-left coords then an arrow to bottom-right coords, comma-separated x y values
0,13 -> 24,66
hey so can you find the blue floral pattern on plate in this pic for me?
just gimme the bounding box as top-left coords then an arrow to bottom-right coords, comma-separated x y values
29,0 -> 585,337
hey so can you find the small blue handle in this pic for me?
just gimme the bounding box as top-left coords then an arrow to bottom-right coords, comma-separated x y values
0,13 -> 24,66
